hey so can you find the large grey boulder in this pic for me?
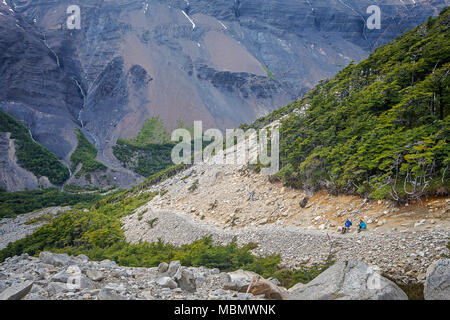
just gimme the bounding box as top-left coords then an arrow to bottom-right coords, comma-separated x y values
156,277 -> 178,289
167,260 -> 181,277
86,269 -> 105,282
98,260 -> 117,268
158,262 -> 169,273
47,282 -> 69,295
0,281 -> 34,300
288,260 -> 408,300
51,270 -> 71,283
223,270 -> 258,292
39,252 -> 75,267
424,258 -> 450,300
174,267 -> 196,293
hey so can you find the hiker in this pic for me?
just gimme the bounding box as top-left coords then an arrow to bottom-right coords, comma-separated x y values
341,218 -> 352,234
358,219 -> 367,233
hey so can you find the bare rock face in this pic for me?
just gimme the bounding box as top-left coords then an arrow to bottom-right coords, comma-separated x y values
0,133 -> 41,191
424,259 -> 450,300
288,260 -> 408,300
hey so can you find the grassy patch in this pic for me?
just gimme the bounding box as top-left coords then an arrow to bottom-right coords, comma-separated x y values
261,64 -> 275,80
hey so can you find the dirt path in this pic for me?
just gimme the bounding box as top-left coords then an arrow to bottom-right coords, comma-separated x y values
123,205 -> 449,282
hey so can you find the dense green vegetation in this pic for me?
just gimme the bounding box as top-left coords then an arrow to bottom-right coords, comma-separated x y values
113,117 -> 209,177
0,187 -> 332,286
247,10 -> 450,200
113,117 -> 175,177
70,128 -> 107,178
113,142 -> 175,177
0,188 -> 100,219
63,184 -> 99,193
0,110 -> 70,185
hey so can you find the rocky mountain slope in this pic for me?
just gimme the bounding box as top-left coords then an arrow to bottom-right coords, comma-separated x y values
0,0 -> 448,190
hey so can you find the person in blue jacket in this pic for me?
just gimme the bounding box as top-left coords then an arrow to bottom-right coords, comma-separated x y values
358,219 -> 367,233
341,218 -> 352,234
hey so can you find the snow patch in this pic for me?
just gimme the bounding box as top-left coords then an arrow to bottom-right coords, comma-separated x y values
219,21 -> 227,30
181,10 -> 195,30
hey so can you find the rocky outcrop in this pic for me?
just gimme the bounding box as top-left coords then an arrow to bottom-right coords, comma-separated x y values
424,259 -> 450,300
288,260 -> 408,300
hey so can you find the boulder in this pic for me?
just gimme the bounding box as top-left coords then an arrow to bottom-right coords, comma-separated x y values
223,270 -> 258,292
156,277 -> 178,289
167,260 -> 181,277
98,260 -> 117,268
424,258 -> 450,300
78,275 -> 97,290
39,252 -> 75,267
288,282 -> 306,293
288,260 -> 408,300
51,270 -> 70,283
76,254 -> 90,262
158,262 -> 169,273
0,281 -> 34,300
86,269 -> 105,282
247,275 -> 287,300
47,282 -> 69,295
174,267 -> 196,293
98,288 -> 126,300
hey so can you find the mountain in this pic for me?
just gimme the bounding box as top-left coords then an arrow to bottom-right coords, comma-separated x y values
0,9 -> 449,301
0,0 -> 448,191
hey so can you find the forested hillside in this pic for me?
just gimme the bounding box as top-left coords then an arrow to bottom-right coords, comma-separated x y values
245,9 -> 449,201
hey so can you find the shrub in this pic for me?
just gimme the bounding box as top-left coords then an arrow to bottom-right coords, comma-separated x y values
0,188 -> 100,219
71,128 -> 106,177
